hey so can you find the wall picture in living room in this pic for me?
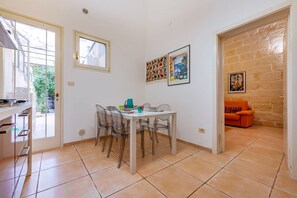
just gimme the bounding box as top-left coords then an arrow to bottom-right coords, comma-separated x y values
168,45 -> 190,86
146,55 -> 167,82
228,71 -> 246,93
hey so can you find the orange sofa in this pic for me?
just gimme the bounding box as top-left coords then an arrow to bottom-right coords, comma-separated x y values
225,100 -> 255,128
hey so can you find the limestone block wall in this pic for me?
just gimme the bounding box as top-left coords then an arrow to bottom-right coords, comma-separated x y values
224,18 -> 287,128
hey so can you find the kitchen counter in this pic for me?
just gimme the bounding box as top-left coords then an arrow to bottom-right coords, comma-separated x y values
0,102 -> 32,121
0,102 -> 32,197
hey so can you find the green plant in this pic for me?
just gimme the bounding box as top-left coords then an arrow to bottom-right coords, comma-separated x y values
32,65 -> 55,113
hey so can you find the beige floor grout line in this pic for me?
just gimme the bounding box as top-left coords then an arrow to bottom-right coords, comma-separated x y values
74,143 -> 103,198
268,154 -> 285,197
34,151 -> 43,198
144,178 -> 169,198
186,129 -> 270,197
27,145 -> 104,197
28,128 -> 284,197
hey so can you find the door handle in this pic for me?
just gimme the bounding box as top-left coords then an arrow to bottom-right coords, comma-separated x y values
55,93 -> 59,97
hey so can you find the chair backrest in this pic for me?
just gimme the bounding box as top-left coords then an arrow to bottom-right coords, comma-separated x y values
96,104 -> 108,126
143,103 -> 151,110
225,100 -> 248,111
156,104 -> 171,123
108,107 -> 125,134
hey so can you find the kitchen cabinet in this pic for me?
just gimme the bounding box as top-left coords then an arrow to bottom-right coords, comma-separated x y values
0,103 -> 32,198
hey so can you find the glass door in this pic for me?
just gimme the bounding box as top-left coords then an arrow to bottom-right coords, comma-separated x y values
0,11 -> 62,151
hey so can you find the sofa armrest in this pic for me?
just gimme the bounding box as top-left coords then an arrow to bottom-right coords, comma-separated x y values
236,110 -> 255,115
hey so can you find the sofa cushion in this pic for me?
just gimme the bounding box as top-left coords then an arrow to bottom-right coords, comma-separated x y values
225,100 -> 248,111
225,107 -> 242,113
225,113 -> 240,121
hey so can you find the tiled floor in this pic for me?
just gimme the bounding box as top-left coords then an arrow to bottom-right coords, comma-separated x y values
1,125 -> 297,197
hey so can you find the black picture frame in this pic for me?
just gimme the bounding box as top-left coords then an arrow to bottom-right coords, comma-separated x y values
228,71 -> 246,93
167,45 -> 191,86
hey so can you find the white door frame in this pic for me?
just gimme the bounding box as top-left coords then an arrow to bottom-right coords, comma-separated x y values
213,0 -> 297,179
0,9 -> 64,151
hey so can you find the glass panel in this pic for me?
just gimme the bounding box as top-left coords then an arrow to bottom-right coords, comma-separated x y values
1,19 -> 57,140
47,31 -> 55,52
32,64 -> 47,139
46,65 -> 55,137
79,37 -> 106,68
1,49 -> 15,99
16,22 -> 46,50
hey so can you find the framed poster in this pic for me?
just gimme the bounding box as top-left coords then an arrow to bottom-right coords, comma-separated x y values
146,55 -> 167,82
168,45 -> 190,86
228,71 -> 246,93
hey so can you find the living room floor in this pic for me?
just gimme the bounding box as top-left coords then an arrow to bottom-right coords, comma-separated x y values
2,126 -> 297,198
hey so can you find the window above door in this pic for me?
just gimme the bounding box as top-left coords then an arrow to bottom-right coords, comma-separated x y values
75,31 -> 111,72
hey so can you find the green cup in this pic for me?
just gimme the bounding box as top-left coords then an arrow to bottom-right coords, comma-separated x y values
119,105 -> 124,110
137,106 -> 143,113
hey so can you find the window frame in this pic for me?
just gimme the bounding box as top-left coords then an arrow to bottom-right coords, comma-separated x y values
74,31 -> 111,72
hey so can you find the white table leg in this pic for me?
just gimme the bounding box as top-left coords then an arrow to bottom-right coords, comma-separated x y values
130,118 -> 137,174
171,113 -> 177,155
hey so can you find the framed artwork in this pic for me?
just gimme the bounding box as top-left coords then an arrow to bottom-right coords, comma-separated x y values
228,71 -> 246,93
168,45 -> 190,86
146,55 -> 167,82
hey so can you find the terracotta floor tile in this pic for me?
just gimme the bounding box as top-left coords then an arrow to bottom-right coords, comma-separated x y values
83,153 -> 118,174
207,170 -> 271,198
73,141 -> 97,151
175,156 -> 221,182
109,180 -> 165,198
38,161 -> 88,192
0,179 -> 14,198
91,165 -> 142,197
22,153 -> 42,175
176,143 -> 200,155
45,145 -> 77,154
280,158 -> 289,174
155,147 -> 189,164
25,194 -> 36,198
41,150 -> 80,170
147,166 -> 203,198
259,135 -> 283,144
225,158 -> 277,186
113,148 -> 147,163
37,176 -> 99,198
0,163 -> 14,182
136,154 -> 169,177
223,144 -> 244,157
194,150 -> 234,167
238,151 -> 281,170
253,139 -> 283,152
270,188 -> 297,198
189,184 -> 231,198
20,173 -> 39,197
77,145 -> 106,159
246,144 -> 284,161
275,172 -> 297,196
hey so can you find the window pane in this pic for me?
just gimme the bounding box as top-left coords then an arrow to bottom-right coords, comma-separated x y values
79,37 -> 106,68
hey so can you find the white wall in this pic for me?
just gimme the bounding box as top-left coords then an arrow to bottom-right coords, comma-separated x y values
1,2 -> 297,177
0,0 -> 146,143
144,0 -> 286,149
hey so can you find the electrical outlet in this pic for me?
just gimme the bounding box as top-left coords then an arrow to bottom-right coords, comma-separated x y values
68,81 -> 75,86
199,128 -> 205,133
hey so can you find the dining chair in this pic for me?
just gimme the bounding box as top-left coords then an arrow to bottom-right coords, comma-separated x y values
95,104 -> 111,152
107,107 -> 145,168
140,103 -> 152,138
149,104 -> 172,155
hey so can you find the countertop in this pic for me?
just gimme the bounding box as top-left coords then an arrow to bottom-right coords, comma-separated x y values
0,102 -> 32,121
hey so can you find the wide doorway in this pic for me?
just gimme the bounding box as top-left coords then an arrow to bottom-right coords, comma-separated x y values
0,10 -> 62,151
215,9 -> 290,162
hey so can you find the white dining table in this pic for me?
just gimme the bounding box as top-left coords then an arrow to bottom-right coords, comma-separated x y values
122,110 -> 177,174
